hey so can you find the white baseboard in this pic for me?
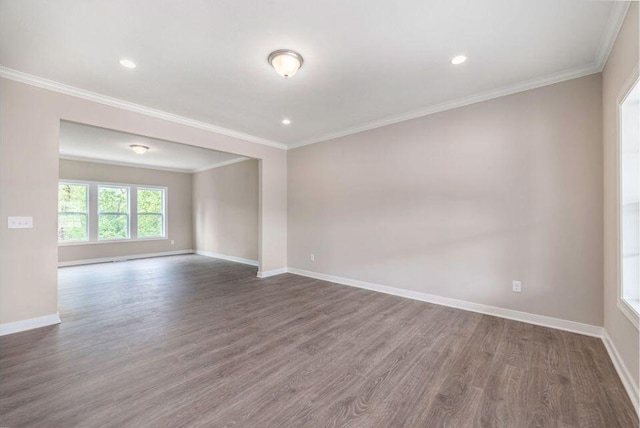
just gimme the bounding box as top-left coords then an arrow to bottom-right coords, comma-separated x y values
195,250 -> 259,267
58,249 -> 194,267
257,267 -> 288,278
287,267 -> 640,412
602,330 -> 640,416
286,267 -> 603,337
0,312 -> 61,336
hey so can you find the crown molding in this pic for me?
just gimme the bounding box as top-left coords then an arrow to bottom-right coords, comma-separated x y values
2,1 -> 629,153
0,66 -> 287,150
59,153 -> 251,174
287,62 -> 601,150
287,2 -> 630,150
59,154 -> 195,173
595,1 -> 631,71
193,157 -> 252,173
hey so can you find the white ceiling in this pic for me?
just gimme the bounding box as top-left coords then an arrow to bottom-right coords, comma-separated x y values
60,121 -> 247,172
0,0 -> 628,148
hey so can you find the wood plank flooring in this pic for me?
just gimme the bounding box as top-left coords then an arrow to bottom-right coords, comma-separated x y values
0,255 -> 637,427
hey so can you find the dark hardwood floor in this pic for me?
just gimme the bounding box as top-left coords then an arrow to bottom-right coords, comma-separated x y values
0,255 -> 637,427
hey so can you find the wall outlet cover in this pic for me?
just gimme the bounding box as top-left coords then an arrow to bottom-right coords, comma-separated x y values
512,280 -> 522,293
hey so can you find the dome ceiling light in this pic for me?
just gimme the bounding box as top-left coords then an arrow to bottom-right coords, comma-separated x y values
451,55 -> 467,65
129,144 -> 149,154
119,58 -> 137,69
268,49 -> 303,79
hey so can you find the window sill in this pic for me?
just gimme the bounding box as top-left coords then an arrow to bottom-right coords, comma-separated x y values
617,299 -> 640,330
58,237 -> 168,246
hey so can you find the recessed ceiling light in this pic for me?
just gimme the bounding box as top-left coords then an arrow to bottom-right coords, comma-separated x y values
451,55 -> 467,65
129,144 -> 149,154
282,119 -> 291,125
119,59 -> 137,69
268,50 -> 303,79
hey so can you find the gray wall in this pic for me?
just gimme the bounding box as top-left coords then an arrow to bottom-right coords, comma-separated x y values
603,2 -> 639,396
288,73 -> 603,326
193,159 -> 259,261
58,159 -> 193,263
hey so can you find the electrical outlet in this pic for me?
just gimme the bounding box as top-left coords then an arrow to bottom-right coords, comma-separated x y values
310,253 -> 315,262
171,240 -> 175,245
512,280 -> 522,293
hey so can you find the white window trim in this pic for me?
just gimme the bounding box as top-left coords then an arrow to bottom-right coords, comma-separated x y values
137,187 -> 167,239
616,67 -> 640,330
97,184 -> 131,241
58,179 -> 168,246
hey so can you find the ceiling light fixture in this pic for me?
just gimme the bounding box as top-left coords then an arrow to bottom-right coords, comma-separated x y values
119,58 -> 137,69
451,55 -> 467,65
282,118 -> 291,125
129,144 -> 149,154
268,49 -> 303,79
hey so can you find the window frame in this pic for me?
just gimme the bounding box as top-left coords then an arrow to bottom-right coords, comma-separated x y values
57,182 -> 89,243
97,184 -> 131,241
136,186 -> 167,239
57,179 -> 169,246
616,69 -> 640,330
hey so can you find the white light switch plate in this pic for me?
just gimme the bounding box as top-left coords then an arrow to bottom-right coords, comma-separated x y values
8,216 -> 33,229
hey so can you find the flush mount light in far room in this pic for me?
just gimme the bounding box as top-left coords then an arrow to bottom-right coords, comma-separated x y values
268,49 -> 303,79
129,144 -> 149,154
282,118 -> 291,125
451,55 -> 467,65
119,58 -> 137,69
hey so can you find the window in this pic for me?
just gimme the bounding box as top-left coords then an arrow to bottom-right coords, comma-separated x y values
137,188 -> 165,238
619,76 -> 640,324
97,185 -> 130,240
58,181 -> 167,244
58,183 -> 88,242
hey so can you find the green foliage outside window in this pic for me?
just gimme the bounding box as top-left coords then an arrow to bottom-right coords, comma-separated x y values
58,183 -> 88,242
98,186 -> 129,240
58,183 -> 165,243
138,188 -> 164,238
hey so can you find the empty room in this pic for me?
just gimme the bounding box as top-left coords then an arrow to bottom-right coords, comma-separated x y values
0,1 -> 638,427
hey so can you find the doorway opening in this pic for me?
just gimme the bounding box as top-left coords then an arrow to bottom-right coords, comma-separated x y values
57,121 -> 260,271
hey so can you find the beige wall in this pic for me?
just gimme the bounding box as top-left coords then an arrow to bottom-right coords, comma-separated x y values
0,77 -> 287,325
603,2 -> 639,397
288,73 -> 603,326
193,159 -> 259,261
58,159 -> 193,263
0,79 -> 59,325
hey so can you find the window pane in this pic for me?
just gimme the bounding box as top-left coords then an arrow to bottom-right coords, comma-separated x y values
98,186 -> 129,240
620,79 -> 640,314
138,214 -> 163,237
98,186 -> 128,214
138,188 -> 164,238
58,183 -> 87,213
98,214 -> 129,240
138,189 -> 162,213
58,183 -> 87,241
58,213 -> 87,242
